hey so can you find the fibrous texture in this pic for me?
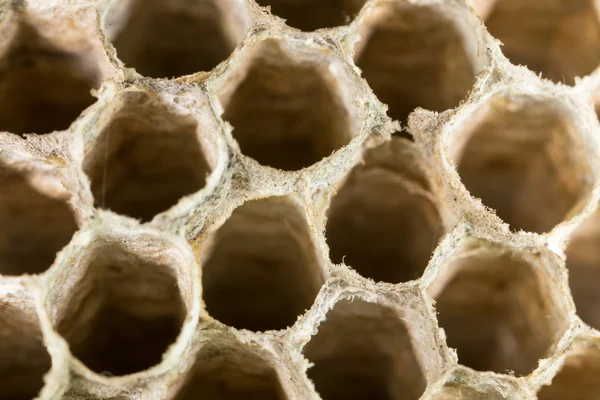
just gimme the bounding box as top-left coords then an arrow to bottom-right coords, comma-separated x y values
1,0 -> 600,400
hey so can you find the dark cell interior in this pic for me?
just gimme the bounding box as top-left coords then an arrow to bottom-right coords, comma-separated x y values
222,41 -> 352,171
0,302 -> 52,400
432,245 -> 567,376
355,2 -> 476,124
255,0 -> 367,31
0,164 -> 78,275
202,196 -> 324,331
83,101 -> 211,222
170,342 -> 287,400
303,299 -> 427,400
326,138 -> 442,283
0,23 -> 99,134
537,344 -> 600,400
452,97 -> 589,233
55,245 -> 186,376
564,210 -> 600,330
109,0 -> 237,78
485,0 -> 600,85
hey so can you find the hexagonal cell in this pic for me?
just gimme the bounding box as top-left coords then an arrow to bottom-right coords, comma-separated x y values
256,0 -> 367,31
0,22 -> 100,134
104,0 -> 245,78
303,299 -> 427,400
449,95 -> 591,233
222,40 -> 354,171
169,341 -> 288,400
354,1 -> 477,124
563,210 -> 600,329
537,340 -> 600,400
201,196 -> 324,331
0,298 -> 52,400
83,95 -> 212,222
0,163 -> 78,275
54,241 -> 187,376
484,0 -> 600,85
428,241 -> 569,376
326,138 -> 442,283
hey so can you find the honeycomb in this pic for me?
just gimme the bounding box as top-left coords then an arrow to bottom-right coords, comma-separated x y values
2,0 -> 600,399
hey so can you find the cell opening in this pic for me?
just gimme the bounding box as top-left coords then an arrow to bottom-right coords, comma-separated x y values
450,96 -> 590,233
222,41 -> 353,171
485,0 -> 600,85
256,0 -> 367,31
303,299 -> 426,400
0,301 -> 52,400
0,164 -> 78,275
106,0 -> 241,78
537,342 -> 600,400
429,243 -> 568,376
564,210 -> 600,329
83,99 -> 212,222
201,196 -> 324,331
170,342 -> 287,400
0,22 -> 100,134
354,2 -> 477,124
55,243 -> 187,376
326,138 -> 442,283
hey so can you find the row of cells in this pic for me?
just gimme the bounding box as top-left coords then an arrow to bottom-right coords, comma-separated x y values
1,25 -> 593,229
1,86 -> 593,270
3,0 -> 600,137
2,232 -> 600,400
0,0 -> 478,138
0,121 -> 598,395
259,0 -> 600,86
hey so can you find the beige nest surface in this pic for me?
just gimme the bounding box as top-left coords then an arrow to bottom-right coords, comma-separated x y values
2,0 -> 600,399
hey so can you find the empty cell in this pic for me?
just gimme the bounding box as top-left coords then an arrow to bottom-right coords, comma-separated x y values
55,244 -> 186,376
83,100 -> 211,222
256,0 -> 367,31
303,299 -> 426,400
201,196 -> 324,331
170,342 -> 287,400
0,23 -> 100,134
0,300 -> 52,400
537,341 -> 600,400
0,163 -> 78,275
451,96 -> 590,233
564,210 -> 600,329
222,41 -> 353,171
430,243 -> 568,376
326,138 -> 442,283
485,0 -> 600,85
355,2 -> 476,124
106,0 -> 241,78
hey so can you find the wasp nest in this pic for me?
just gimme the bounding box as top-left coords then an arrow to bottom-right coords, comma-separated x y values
2,0 -> 600,399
